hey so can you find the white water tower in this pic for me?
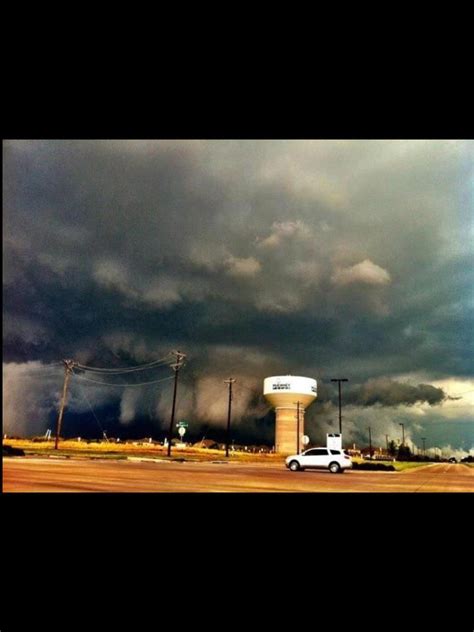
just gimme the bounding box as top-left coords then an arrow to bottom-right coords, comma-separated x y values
263,375 -> 317,454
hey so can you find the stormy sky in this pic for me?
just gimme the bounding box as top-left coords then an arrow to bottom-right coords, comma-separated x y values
3,140 -> 474,453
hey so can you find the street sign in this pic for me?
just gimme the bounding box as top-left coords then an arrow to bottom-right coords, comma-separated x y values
177,421 -> 188,428
327,433 -> 342,450
178,426 -> 186,438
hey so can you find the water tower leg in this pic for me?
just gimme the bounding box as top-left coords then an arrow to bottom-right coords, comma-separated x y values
275,406 -> 305,454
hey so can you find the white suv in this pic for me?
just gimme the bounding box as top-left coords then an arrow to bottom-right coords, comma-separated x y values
285,448 -> 352,474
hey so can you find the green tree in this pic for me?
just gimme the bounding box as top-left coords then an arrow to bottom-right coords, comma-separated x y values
388,440 -> 397,456
398,444 -> 412,461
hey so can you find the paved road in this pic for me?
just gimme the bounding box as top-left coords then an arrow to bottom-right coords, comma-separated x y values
3,458 -> 474,492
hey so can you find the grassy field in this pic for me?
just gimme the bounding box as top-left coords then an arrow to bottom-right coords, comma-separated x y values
351,458 -> 435,472
390,461 -> 435,471
3,439 -> 444,470
2,438 -> 285,463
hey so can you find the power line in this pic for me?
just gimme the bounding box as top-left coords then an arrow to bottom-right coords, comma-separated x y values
74,362 -> 171,374
74,354 -> 172,374
76,383 -> 108,441
166,351 -> 186,457
72,372 -> 175,387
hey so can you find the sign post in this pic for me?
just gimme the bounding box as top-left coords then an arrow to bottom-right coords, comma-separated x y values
327,433 -> 342,450
176,421 -> 188,445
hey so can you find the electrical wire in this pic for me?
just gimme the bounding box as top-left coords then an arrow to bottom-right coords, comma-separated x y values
76,383 -> 108,440
72,372 -> 175,387
75,359 -> 174,375
74,354 -> 172,374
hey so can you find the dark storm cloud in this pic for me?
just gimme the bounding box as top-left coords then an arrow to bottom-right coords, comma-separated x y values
333,378 -> 447,407
3,140 -> 473,448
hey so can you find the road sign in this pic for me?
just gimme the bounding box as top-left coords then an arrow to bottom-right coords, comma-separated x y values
327,433 -> 342,450
302,435 -> 310,445
177,421 -> 188,428
178,426 -> 186,438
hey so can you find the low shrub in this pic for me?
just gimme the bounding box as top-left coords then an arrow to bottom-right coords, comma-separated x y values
352,461 -> 395,471
3,445 -> 25,457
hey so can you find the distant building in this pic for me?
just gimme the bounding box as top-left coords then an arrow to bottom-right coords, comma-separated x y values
346,448 -> 362,458
361,446 -> 393,460
194,439 -> 220,450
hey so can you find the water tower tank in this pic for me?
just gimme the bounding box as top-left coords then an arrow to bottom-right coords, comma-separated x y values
263,375 -> 317,454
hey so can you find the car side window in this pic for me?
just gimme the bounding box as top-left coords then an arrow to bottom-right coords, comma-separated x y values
305,449 -> 318,456
330,450 -> 340,455
313,449 -> 328,456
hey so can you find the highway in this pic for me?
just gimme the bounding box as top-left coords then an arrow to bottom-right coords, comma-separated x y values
3,458 -> 473,492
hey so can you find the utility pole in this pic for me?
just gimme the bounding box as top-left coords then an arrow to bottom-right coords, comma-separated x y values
296,401 -> 301,454
331,378 -> 348,435
55,359 -> 76,450
224,378 -> 236,458
368,426 -> 372,459
385,434 -> 389,452
422,437 -> 426,458
167,351 -> 186,457
399,422 -> 405,446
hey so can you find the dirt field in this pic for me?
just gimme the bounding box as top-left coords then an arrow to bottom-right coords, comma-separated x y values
3,458 -> 473,492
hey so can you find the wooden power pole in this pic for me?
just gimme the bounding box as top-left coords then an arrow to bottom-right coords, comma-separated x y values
55,359 -> 76,450
167,351 -> 186,457
331,378 -> 348,435
224,378 -> 236,458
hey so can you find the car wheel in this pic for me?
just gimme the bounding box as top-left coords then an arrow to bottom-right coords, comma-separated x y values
289,460 -> 301,472
329,462 -> 341,474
